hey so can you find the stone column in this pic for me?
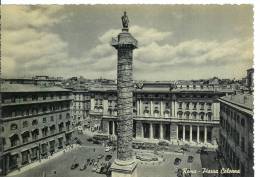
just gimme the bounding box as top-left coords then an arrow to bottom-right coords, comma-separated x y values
137,100 -> 140,116
160,123 -> 163,139
140,100 -> 143,116
176,125 -> 178,140
113,121 -> 116,135
183,125 -> 185,141
171,101 -> 175,117
150,123 -> 153,139
204,126 -> 207,143
110,17 -> 138,177
197,126 -> 200,143
140,123 -> 144,138
150,100 -> 153,116
190,125 -> 192,142
103,99 -> 108,115
160,101 -> 163,117
90,98 -> 95,111
170,123 -> 178,143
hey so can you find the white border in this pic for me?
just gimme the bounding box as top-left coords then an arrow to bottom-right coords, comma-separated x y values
1,1 -> 259,177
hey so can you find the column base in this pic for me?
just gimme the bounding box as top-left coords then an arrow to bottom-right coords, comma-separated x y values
111,159 -> 138,177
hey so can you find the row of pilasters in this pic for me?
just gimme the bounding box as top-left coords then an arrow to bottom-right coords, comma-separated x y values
179,125 -> 210,143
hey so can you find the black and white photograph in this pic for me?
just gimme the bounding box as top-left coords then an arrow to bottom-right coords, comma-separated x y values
0,4 -> 255,177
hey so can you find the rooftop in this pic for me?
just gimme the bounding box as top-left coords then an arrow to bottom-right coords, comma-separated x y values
1,83 -> 70,93
219,93 -> 253,115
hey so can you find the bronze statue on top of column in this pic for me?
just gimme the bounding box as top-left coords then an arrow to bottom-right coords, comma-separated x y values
121,11 -> 129,31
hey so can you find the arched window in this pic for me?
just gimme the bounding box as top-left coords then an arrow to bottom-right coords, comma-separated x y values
185,112 -> 190,119
10,124 -> 18,130
10,134 -> 20,147
177,111 -> 183,119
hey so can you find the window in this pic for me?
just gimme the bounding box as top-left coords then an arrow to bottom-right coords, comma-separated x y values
241,119 -> 245,127
178,102 -> 182,109
193,103 -> 197,109
50,116 -> 54,122
59,114 -> 62,120
10,134 -> 20,147
22,121 -> 28,128
42,117 -> 46,123
22,132 -> 30,143
10,124 -> 18,130
42,127 -> 48,137
186,103 -> 189,110
32,119 -> 38,126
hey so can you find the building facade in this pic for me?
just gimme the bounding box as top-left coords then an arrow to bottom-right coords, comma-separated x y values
0,83 -> 73,175
219,94 -> 253,177
72,81 -> 233,147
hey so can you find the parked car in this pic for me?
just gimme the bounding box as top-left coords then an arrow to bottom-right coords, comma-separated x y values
105,146 -> 113,152
158,141 -> 169,146
93,140 -> 101,144
79,163 -> 87,171
98,154 -> 104,159
174,149 -> 184,154
87,138 -> 93,142
174,158 -> 181,165
177,168 -> 183,177
105,155 -> 112,161
70,163 -> 79,170
196,146 -> 208,154
187,156 -> 194,163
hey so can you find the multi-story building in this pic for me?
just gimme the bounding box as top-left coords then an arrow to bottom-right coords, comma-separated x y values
0,83 -> 73,175
73,81 -> 233,147
218,94 -> 253,177
71,88 -> 91,128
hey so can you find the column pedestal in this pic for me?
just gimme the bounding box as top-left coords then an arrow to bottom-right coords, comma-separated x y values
111,160 -> 138,177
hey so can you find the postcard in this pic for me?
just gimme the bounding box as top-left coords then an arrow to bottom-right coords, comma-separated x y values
0,4 -> 254,177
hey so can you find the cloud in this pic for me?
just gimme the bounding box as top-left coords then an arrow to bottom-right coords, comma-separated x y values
99,25 -> 172,46
1,6 -> 253,81
2,6 -> 71,77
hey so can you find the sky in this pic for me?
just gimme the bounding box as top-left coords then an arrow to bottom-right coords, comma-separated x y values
1,5 -> 253,80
